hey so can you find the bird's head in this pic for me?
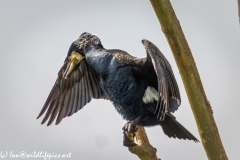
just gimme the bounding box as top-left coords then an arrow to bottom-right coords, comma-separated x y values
73,32 -> 102,53
63,32 -> 102,79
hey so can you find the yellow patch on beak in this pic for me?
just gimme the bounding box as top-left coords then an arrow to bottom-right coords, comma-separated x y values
63,51 -> 84,79
69,51 -> 84,62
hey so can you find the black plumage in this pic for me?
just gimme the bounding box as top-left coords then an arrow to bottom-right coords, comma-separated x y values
37,32 -> 198,143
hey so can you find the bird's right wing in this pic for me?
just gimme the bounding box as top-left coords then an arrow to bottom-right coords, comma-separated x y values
141,40 -> 181,121
37,59 -> 107,126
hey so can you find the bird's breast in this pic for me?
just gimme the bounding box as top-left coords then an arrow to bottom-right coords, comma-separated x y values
100,66 -> 148,120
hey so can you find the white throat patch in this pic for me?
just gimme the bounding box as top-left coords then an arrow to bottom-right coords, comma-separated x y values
143,86 -> 159,103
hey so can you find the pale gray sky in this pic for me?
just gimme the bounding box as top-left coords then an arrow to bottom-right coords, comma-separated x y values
0,0 -> 239,160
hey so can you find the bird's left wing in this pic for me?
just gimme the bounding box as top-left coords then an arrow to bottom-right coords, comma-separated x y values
142,40 -> 181,121
37,59 -> 107,126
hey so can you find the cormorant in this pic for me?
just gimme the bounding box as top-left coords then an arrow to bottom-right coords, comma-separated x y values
37,32 -> 198,146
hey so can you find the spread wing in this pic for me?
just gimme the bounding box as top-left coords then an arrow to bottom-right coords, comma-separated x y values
142,39 -> 181,121
37,59 -> 107,126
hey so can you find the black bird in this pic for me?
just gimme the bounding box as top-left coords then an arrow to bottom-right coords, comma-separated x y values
37,32 -> 198,146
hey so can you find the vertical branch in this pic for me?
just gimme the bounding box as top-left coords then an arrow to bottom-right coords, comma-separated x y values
149,0 -> 228,159
127,126 -> 160,160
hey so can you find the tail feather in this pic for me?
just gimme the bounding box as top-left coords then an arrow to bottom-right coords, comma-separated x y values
161,113 -> 199,142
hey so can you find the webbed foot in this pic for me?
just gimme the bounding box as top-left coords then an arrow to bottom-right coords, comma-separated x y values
123,131 -> 137,147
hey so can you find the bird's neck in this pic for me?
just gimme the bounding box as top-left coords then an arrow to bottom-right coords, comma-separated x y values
85,46 -> 116,76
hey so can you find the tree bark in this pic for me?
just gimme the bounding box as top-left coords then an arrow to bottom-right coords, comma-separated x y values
127,126 -> 160,160
149,0 -> 228,159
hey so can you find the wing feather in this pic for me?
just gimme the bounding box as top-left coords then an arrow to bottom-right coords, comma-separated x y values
76,78 -> 83,111
41,94 -> 60,124
81,73 -> 87,108
56,88 -> 72,124
69,79 -> 79,116
37,83 -> 59,119
47,90 -> 66,126
67,86 -> 75,116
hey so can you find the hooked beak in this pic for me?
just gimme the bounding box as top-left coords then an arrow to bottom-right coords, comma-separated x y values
63,51 -> 84,79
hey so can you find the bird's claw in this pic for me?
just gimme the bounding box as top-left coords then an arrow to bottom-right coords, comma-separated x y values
122,121 -> 138,133
123,132 -> 137,147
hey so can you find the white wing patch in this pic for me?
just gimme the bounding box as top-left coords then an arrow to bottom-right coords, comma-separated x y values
143,86 -> 159,103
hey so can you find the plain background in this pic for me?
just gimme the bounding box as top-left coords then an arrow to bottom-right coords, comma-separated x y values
0,0 -> 239,159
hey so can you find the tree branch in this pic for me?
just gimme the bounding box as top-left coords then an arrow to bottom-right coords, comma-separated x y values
149,0 -> 228,159
126,126 -> 160,160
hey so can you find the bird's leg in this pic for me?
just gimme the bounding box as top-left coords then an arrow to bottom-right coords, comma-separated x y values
122,116 -> 142,147
122,116 -> 142,133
